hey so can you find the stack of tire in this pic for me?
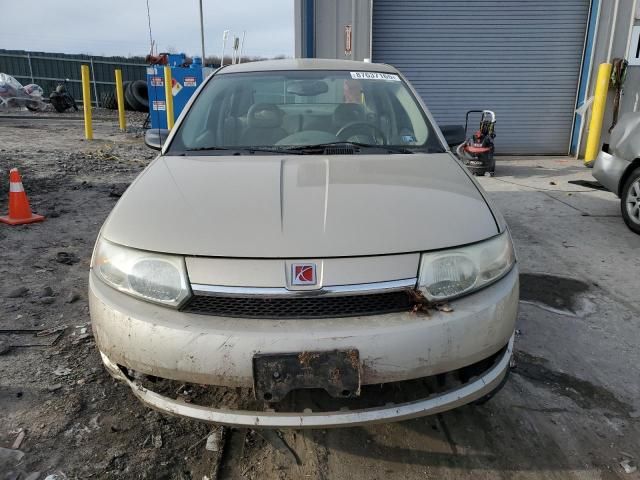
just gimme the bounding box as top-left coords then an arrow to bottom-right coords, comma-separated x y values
100,80 -> 148,112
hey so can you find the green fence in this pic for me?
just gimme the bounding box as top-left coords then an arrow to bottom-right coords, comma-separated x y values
0,49 -> 148,107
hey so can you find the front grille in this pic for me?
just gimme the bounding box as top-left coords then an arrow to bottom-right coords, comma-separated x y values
181,290 -> 415,319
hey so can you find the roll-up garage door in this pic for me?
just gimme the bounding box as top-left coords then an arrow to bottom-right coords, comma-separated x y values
372,0 -> 590,154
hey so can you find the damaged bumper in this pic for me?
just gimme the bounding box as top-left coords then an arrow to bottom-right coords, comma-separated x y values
89,267 -> 518,387
593,150 -> 630,195
90,266 -> 518,427
100,334 -> 513,428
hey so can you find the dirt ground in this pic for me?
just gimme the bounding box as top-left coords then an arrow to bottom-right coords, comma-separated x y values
1,112 -> 639,480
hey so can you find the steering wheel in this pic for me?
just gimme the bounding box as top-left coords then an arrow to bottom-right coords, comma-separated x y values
336,121 -> 386,144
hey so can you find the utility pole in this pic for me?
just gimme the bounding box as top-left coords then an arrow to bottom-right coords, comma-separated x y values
221,30 -> 229,67
198,0 -> 206,64
238,31 -> 246,63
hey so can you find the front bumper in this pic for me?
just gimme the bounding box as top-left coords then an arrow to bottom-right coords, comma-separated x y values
593,150 -> 630,195
90,266 -> 518,426
99,334 -> 513,428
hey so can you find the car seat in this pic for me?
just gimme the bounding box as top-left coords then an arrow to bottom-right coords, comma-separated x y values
333,103 -> 365,132
240,103 -> 288,146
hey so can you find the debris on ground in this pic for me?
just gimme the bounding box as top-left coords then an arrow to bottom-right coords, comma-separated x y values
108,183 -> 127,198
205,429 -> 222,452
620,459 -> 638,474
256,429 -> 301,465
6,286 -> 29,298
65,291 -> 81,304
11,429 -> 26,449
85,144 -> 120,162
44,472 -> 68,480
40,286 -> 54,297
54,252 -> 80,265
0,114 -> 224,479
0,73 -> 46,111
52,366 -> 72,376
0,446 -> 25,466
153,432 -> 163,449
36,325 -> 67,337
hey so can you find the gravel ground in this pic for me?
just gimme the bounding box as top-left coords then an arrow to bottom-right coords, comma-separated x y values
0,112 -> 224,479
0,112 -> 639,480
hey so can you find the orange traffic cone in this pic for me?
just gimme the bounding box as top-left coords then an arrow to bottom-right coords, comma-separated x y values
0,168 -> 45,225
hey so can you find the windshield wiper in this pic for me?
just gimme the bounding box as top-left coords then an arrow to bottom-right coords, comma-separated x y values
181,146 -> 303,155
183,146 -> 232,152
283,141 -> 415,154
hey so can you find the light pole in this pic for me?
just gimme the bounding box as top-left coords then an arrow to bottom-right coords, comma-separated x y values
198,0 -> 205,64
221,30 -> 229,67
239,31 -> 246,64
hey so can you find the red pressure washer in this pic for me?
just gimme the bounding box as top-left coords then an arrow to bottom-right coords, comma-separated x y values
456,110 -> 496,176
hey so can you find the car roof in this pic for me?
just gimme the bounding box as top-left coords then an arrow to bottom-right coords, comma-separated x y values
216,58 -> 399,75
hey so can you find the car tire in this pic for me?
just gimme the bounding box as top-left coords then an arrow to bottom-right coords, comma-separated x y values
130,80 -> 149,111
122,82 -> 134,110
25,102 -> 41,112
49,94 -> 67,113
620,167 -> 640,234
124,82 -> 140,111
125,80 -> 148,112
100,91 -> 118,110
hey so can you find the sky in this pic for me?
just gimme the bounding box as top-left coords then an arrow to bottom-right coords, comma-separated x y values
0,0 -> 294,59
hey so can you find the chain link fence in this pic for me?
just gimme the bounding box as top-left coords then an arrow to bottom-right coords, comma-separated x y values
0,49 -> 148,107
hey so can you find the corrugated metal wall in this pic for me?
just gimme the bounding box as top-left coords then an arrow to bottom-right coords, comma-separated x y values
0,49 -> 147,106
372,0 -> 590,154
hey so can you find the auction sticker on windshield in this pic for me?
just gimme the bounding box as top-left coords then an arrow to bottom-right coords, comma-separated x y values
350,72 -> 401,81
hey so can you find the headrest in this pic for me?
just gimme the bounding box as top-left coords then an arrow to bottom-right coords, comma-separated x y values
247,103 -> 284,128
333,103 -> 364,126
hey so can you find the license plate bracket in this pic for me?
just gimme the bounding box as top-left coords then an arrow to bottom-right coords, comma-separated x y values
253,349 -> 361,403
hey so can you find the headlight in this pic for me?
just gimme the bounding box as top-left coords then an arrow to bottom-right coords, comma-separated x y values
418,231 -> 515,301
91,238 -> 190,307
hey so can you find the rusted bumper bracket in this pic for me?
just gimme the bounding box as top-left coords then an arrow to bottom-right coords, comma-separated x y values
253,349 -> 361,402
100,334 -> 513,429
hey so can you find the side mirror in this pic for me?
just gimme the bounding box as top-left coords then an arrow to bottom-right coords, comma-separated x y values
144,128 -> 170,150
440,125 -> 466,148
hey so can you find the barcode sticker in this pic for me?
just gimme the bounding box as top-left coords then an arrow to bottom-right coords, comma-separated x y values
350,72 -> 401,81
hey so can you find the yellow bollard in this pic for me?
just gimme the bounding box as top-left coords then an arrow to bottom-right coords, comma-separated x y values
163,66 -> 175,129
114,69 -> 126,132
584,63 -> 612,165
81,64 -> 93,140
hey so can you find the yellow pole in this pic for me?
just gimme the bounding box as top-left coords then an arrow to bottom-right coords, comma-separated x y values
584,63 -> 612,165
163,66 -> 175,129
114,69 -> 126,132
81,64 -> 93,140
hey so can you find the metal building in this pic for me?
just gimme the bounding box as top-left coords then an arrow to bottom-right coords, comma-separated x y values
295,0 -> 640,156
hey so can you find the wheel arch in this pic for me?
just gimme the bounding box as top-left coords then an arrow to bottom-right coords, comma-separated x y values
618,158 -> 640,197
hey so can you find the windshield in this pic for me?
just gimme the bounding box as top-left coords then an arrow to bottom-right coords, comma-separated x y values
168,69 -> 445,155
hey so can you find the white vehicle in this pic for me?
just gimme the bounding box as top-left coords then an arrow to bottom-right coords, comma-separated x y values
89,59 -> 518,428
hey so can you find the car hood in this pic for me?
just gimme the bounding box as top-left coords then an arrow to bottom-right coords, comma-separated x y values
102,153 -> 498,258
